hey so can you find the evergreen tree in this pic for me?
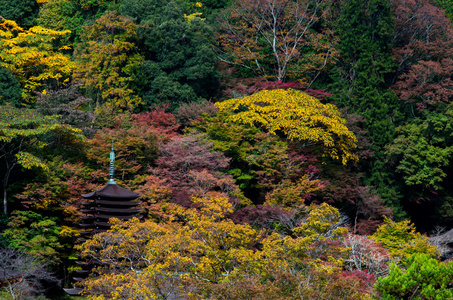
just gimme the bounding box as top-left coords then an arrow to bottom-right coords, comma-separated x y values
122,0 -> 220,110
0,0 -> 39,28
0,68 -> 21,107
330,0 -> 403,211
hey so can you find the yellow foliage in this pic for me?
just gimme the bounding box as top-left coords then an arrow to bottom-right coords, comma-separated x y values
0,18 -> 74,103
370,216 -> 438,262
78,198 -> 364,299
184,12 -> 206,23
15,151 -> 49,171
216,89 -> 358,164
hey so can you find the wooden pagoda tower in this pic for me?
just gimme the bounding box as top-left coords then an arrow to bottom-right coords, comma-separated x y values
64,144 -> 142,296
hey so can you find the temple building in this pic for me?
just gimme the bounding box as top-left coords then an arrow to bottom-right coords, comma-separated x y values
64,145 -> 142,296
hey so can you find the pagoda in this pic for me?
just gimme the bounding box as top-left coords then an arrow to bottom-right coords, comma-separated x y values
64,144 -> 142,296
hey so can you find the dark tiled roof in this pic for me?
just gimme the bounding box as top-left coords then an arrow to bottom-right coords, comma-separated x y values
82,184 -> 141,200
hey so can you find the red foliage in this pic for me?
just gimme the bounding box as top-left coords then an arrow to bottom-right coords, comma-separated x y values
152,134 -> 239,207
221,74 -> 332,101
391,0 -> 453,110
132,104 -> 180,142
231,204 -> 296,231
341,270 -> 376,294
17,162 -> 107,224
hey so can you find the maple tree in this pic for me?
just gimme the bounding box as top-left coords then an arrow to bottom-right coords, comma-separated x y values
191,109 -> 324,206
391,0 -> 453,113
153,133 -> 244,207
85,123 -> 159,182
215,89 -> 358,164
0,18 -> 74,104
0,105 -> 81,215
78,198 -> 371,299
219,74 -> 332,101
16,158 -> 106,224
217,0 -> 336,82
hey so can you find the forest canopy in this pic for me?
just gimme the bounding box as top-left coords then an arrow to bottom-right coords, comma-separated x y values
1,0 -> 453,299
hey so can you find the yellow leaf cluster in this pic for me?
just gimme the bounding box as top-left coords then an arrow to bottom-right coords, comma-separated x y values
79,196 -> 360,299
15,151 -> 49,171
184,12 -> 206,23
216,89 -> 358,164
0,18 -> 73,103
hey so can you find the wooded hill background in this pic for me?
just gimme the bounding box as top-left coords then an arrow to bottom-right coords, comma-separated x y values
1,0 -> 453,299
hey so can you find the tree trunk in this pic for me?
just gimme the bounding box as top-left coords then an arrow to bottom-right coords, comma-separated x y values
2,161 -> 13,216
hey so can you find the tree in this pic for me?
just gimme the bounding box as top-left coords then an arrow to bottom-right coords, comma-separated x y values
0,105 -> 81,215
37,0 -> 84,44
35,83 -> 96,137
391,0 -> 453,113
217,0 -> 335,82
1,211 -> 62,264
0,18 -> 74,104
85,121 -> 159,182
370,216 -> 438,262
342,234 -> 390,278
215,89 -> 358,164
121,0 -> 220,110
153,133 -> 243,207
0,247 -> 59,300
330,0 -> 403,212
0,67 -> 21,107
0,0 -> 40,28
78,199 -> 368,300
73,10 -> 143,111
375,253 -> 453,299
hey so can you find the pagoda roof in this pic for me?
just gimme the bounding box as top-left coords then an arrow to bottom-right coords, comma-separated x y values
94,207 -> 142,214
94,214 -> 143,220
82,184 -> 141,200
95,199 -> 142,206
63,288 -> 83,296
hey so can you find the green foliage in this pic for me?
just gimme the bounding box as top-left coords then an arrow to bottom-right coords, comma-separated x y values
434,0 -> 453,23
0,0 -> 39,28
1,210 -> 62,264
74,10 -> 143,111
387,104 -> 453,192
192,111 -> 303,203
370,216 -> 438,262
333,0 -> 399,148
0,105 -> 82,215
375,253 -> 453,300
122,0 -> 219,110
330,0 -> 404,214
37,0 -> 84,44
0,67 -> 21,107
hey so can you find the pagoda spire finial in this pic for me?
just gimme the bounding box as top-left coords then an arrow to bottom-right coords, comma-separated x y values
108,140 -> 116,185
